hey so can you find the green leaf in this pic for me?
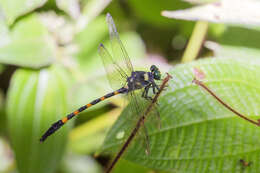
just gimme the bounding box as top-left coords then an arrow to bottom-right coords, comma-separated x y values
0,18 -> 10,47
75,15 -> 107,66
112,159 -> 151,173
0,0 -> 47,25
7,65 -> 71,173
102,57 -> 260,172
0,15 -> 56,68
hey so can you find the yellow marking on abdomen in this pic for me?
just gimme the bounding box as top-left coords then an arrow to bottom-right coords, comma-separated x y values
62,117 -> 68,123
114,91 -> 119,95
100,97 -> 105,100
144,73 -> 149,81
87,103 -> 92,107
74,110 -> 79,115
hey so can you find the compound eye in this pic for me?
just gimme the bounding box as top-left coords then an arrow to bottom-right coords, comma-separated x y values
150,65 -> 156,71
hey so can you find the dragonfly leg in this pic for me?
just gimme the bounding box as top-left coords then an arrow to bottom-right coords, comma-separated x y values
150,81 -> 160,95
142,84 -> 153,100
152,84 -> 156,94
154,82 -> 160,91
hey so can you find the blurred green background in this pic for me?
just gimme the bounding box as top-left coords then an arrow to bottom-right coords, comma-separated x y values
1,0 -> 260,173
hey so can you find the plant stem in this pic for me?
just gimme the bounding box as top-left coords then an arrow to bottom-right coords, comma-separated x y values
182,21 -> 208,63
193,78 -> 260,126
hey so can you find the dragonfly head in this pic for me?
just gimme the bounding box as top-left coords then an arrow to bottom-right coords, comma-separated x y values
150,65 -> 161,80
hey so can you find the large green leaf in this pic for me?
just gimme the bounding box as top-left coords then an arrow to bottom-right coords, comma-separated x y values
0,0 -> 47,25
0,15 -> 56,68
7,65 -> 71,173
102,57 -> 260,172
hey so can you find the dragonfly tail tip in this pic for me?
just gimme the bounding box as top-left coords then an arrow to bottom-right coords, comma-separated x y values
106,13 -> 112,18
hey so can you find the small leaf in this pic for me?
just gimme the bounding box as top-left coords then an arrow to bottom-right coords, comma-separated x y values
162,0 -> 260,26
7,65 -> 71,173
102,57 -> 260,172
0,0 -> 47,25
0,15 -> 56,68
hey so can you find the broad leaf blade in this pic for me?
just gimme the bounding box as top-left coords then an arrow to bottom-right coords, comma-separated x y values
102,57 -> 260,172
0,15 -> 56,68
7,66 -> 71,173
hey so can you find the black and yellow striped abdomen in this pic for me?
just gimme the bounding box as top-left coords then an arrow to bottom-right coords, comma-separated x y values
40,87 -> 128,142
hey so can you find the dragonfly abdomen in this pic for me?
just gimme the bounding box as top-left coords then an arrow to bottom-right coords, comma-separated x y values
40,87 -> 128,142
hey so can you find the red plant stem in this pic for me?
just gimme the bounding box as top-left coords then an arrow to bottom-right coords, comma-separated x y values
192,78 -> 260,126
106,73 -> 172,173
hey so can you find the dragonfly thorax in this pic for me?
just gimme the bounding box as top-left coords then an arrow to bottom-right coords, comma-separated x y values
126,71 -> 152,91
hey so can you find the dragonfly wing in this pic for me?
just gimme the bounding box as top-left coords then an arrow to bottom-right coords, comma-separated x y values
98,44 -> 128,90
141,123 -> 151,155
106,13 -> 134,76
126,91 -> 153,155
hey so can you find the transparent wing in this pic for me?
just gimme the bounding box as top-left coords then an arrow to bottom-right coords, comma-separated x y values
98,44 -> 128,90
106,13 -> 134,76
100,90 -> 161,156
126,90 -> 160,155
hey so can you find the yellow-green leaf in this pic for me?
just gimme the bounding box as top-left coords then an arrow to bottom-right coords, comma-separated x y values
102,57 -> 260,172
7,65 -> 71,173
0,15 -> 56,68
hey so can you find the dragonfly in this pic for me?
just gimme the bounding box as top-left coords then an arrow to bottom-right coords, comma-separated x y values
40,13 -> 162,143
